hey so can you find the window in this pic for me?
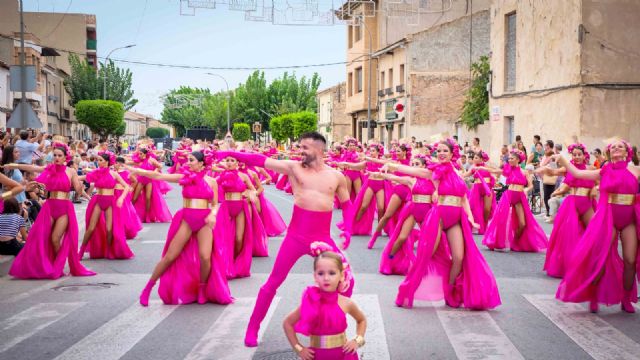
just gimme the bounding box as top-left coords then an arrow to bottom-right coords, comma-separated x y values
380,71 -> 385,90
398,123 -> 404,139
505,116 -> 515,144
505,12 -> 517,92
355,67 -> 363,93
348,26 -> 353,48
388,68 -> 394,89
399,64 -> 405,85
348,72 -> 353,96
355,24 -> 362,42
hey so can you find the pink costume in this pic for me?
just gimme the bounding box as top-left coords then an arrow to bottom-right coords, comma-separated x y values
168,147 -> 190,174
117,170 -> 143,239
216,170 -> 264,278
342,150 -> 361,199
395,162 -> 501,310
544,162 -> 596,278
246,205 -> 355,345
158,168 -> 232,305
133,156 -> 173,223
482,164 -> 548,252
348,161 -> 384,235
556,161 -> 639,307
10,164 -> 95,279
239,166 -> 270,256
385,158 -> 412,234
246,165 -> 286,237
84,167 -> 134,259
294,286 -> 359,360
468,166 -> 497,234
380,177 -> 434,275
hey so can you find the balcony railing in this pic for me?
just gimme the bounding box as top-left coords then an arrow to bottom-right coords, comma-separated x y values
87,39 -> 97,50
377,89 -> 385,97
396,84 -> 405,93
384,88 -> 393,95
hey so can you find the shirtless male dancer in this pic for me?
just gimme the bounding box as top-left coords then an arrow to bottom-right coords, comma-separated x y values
217,131 -> 354,347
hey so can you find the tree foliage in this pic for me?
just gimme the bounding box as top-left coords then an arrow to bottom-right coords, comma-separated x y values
232,123 -> 251,142
64,54 -> 138,110
160,87 -> 211,137
460,56 -> 490,130
292,111 -> 317,138
270,111 -> 316,142
146,127 -> 170,138
75,100 -> 125,139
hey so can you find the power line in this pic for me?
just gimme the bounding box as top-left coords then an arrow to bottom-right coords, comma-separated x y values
42,0 -> 73,39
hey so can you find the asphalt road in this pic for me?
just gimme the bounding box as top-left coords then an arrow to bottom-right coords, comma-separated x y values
0,183 -> 639,360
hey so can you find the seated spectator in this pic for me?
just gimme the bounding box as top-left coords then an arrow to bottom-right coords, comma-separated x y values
0,198 -> 27,256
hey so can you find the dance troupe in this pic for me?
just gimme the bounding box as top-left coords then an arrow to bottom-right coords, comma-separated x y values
5,131 -> 639,359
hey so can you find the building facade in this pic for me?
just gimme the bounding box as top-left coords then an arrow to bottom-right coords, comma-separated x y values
0,60 -> 11,129
316,82 -> 351,144
487,0 -> 640,160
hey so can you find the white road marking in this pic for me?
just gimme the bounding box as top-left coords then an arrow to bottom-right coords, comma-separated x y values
0,302 -> 86,353
184,297 -> 280,360
437,306 -> 524,360
525,294 -> 640,360
0,278 -> 67,303
139,240 -> 165,244
54,300 -> 177,360
349,294 -> 391,360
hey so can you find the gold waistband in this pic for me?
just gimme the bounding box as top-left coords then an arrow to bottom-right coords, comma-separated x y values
96,188 -> 115,196
49,191 -> 70,200
115,184 -> 125,190
608,193 -> 636,206
508,184 -> 525,192
183,198 -> 211,209
224,192 -> 244,201
309,332 -> 347,349
412,194 -> 432,204
475,177 -> 493,184
570,187 -> 592,197
438,195 -> 463,207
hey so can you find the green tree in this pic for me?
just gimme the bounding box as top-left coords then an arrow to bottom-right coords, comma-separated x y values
232,71 -> 269,130
64,54 -> 138,110
160,87 -> 211,137
269,117 -> 285,143
114,121 -> 126,137
75,100 -> 125,140
232,123 -> 251,141
292,111 -> 318,138
460,56 -> 490,130
146,127 -> 170,138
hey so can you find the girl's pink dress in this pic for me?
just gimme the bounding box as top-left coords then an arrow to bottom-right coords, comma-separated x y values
395,162 -> 501,310
482,164 -> 548,252
349,161 -> 384,235
247,164 -> 286,237
216,170 -> 263,278
383,158 -> 411,236
10,164 -> 96,279
468,166 -> 496,234
167,147 -> 190,174
294,286 -> 359,360
117,170 -> 143,239
342,150 -> 361,201
133,157 -> 172,223
556,161 -> 639,307
239,167 -> 269,257
85,167 -> 134,259
380,177 -> 434,275
158,168 -> 232,305
544,162 -> 596,278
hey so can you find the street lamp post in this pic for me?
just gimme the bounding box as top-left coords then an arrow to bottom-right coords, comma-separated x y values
103,44 -> 136,100
359,15 -> 374,141
205,72 -> 231,134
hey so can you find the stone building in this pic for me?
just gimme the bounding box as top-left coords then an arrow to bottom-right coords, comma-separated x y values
487,0 -> 640,160
316,82 -> 351,144
0,60 -> 10,128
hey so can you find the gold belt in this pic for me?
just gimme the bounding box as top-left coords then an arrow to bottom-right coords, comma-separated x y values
475,177 -> 492,184
412,194 -> 432,204
224,192 -> 244,201
183,198 -> 210,209
115,184 -> 125,190
570,187 -> 591,197
508,184 -> 525,192
438,195 -> 463,207
49,191 -> 70,200
309,332 -> 347,349
608,193 -> 636,206
97,188 -> 115,196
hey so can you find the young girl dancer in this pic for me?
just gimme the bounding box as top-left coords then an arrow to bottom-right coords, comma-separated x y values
9,143 -> 96,279
283,243 -> 366,360
481,150 -> 548,252
390,139 -> 501,309
135,151 -> 232,306
463,151 -> 496,235
555,139 -> 639,313
538,143 -> 596,278
78,152 -> 133,260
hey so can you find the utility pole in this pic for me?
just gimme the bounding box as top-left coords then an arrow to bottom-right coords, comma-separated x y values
361,15 -> 374,141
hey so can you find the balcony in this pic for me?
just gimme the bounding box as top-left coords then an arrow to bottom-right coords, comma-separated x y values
87,39 -> 97,51
61,108 -> 71,121
48,95 -> 59,103
377,89 -> 385,97
396,84 -> 405,93
384,88 -> 393,95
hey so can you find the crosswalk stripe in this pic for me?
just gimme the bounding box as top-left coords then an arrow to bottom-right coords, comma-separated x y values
437,306 -> 525,360
350,294 -> 391,360
0,302 -> 86,353
139,240 -> 165,244
0,278 -> 67,304
184,297 -> 281,360
524,294 -> 640,360
54,300 -> 176,360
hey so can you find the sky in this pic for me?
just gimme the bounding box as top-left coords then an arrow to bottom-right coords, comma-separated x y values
23,0 -> 347,118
